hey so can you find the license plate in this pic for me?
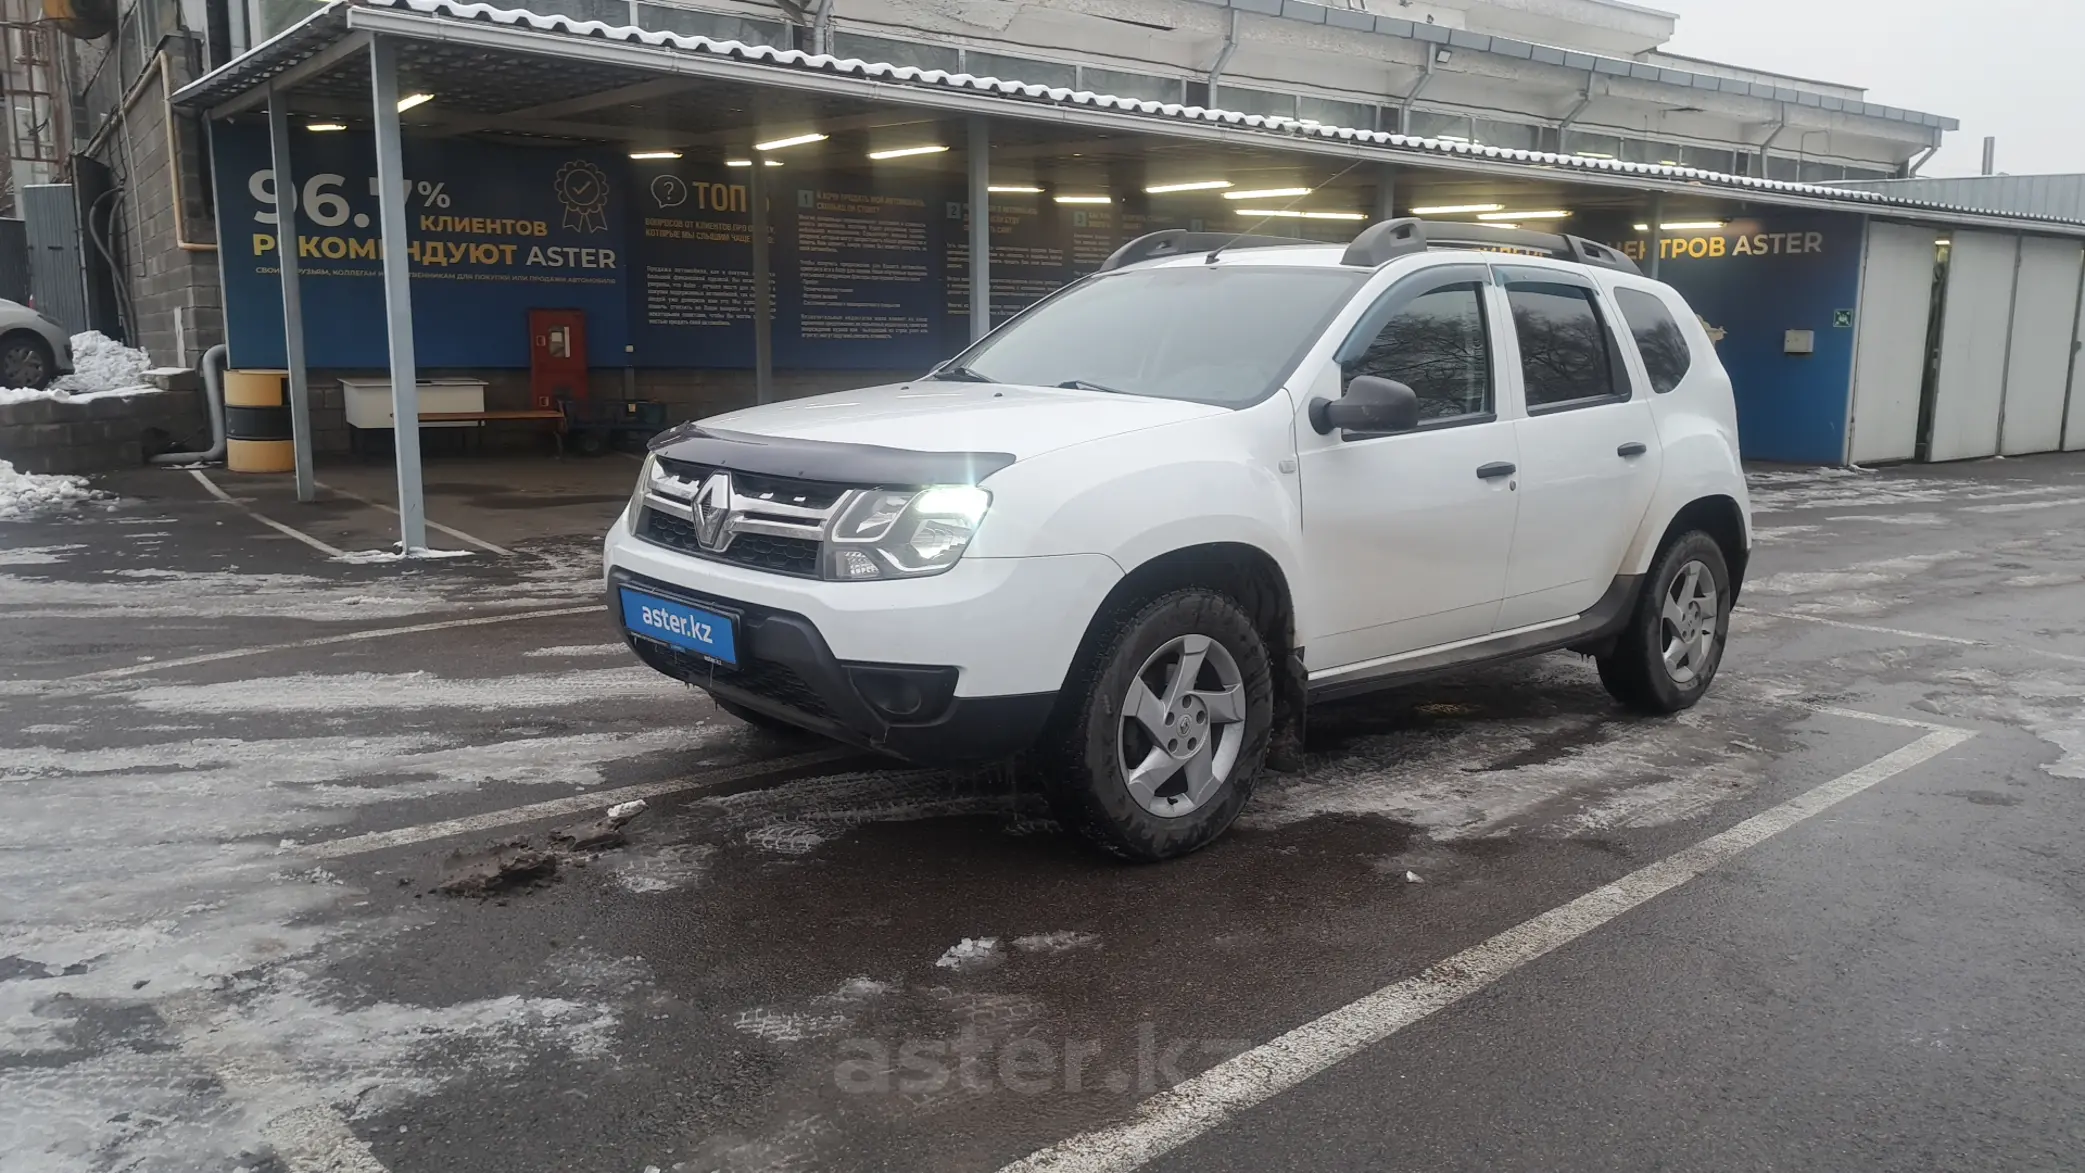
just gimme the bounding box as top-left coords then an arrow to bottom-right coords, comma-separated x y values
620,588 -> 738,664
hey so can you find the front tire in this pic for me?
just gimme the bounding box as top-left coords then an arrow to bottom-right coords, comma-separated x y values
1597,532 -> 1731,714
1042,589 -> 1275,862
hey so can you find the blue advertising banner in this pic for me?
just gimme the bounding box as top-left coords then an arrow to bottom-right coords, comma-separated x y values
212,123 -> 632,369
627,164 -> 758,368
777,178 -> 945,369
1612,212 -> 1862,464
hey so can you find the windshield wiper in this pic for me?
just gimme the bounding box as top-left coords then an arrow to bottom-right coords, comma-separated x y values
931,365 -> 994,383
1057,379 -> 1126,394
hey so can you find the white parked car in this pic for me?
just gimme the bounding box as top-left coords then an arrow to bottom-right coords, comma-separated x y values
605,220 -> 1751,861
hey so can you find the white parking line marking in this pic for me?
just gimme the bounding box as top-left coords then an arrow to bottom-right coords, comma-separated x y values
998,713 -> 1975,1173
189,469 -> 347,559
316,479 -> 518,557
1754,610 -> 1984,646
1755,610 -> 2085,667
304,746 -> 860,858
70,605 -> 603,680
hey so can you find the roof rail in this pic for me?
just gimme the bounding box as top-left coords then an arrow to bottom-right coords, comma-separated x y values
1340,218 -> 1641,275
1099,229 -> 1308,271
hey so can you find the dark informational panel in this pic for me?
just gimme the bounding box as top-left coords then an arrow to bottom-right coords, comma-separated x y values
212,123 -> 632,369
1613,212 -> 1863,464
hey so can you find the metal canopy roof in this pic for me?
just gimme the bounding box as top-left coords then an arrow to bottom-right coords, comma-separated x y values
1179,0 -> 1958,131
173,0 -> 2082,237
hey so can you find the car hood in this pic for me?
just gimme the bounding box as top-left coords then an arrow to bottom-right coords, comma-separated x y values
680,381 -> 1229,467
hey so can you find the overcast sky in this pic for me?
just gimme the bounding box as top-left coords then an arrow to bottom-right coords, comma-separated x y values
1653,0 -> 2081,177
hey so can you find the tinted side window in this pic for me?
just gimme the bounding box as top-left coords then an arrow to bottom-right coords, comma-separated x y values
1343,284 -> 1492,423
1505,282 -> 1625,410
1615,288 -> 1692,394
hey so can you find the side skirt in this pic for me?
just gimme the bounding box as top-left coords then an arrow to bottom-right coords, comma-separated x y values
1305,575 -> 1644,704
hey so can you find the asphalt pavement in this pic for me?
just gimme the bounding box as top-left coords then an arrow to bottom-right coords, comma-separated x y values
2,456 -> 2082,1173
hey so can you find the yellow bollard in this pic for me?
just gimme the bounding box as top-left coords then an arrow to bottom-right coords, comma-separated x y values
223,368 -> 295,474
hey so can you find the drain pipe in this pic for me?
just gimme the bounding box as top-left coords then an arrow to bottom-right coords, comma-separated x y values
1207,8 -> 1239,106
150,343 -> 228,465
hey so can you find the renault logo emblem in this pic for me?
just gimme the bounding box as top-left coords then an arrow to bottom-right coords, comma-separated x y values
693,472 -> 733,551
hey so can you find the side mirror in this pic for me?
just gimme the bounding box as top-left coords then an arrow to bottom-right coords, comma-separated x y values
1309,376 -> 1420,436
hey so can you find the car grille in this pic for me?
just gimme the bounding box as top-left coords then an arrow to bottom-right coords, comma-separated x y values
657,458 -> 852,511
638,640 -> 836,722
640,509 -> 822,578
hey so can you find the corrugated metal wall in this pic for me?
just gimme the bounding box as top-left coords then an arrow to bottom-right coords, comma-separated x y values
1837,175 -> 2085,221
20,184 -> 86,333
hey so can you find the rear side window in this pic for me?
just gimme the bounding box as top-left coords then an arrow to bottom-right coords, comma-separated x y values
1503,281 -> 1629,411
1615,288 -> 1692,394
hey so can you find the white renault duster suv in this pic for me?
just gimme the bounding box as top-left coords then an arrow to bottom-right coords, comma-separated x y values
605,219 -> 1750,861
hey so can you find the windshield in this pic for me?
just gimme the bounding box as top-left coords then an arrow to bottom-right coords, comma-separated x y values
939,265 -> 1367,406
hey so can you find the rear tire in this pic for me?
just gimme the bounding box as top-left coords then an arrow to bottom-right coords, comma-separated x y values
1041,588 -> 1274,862
1,333 -> 54,390
1597,531 -> 1730,714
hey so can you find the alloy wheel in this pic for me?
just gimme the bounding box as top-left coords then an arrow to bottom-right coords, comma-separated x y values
1659,559 -> 1719,685
1116,633 -> 1248,817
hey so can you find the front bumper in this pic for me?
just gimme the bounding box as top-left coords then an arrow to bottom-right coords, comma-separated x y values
612,567 -> 1055,765
604,516 -> 1123,765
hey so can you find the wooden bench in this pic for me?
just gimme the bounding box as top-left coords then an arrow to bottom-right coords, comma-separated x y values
356,409 -> 568,457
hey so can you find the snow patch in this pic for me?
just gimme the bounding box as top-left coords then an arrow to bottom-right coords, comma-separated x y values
0,459 -> 98,518
1011,931 -> 1099,954
0,331 -> 157,405
934,937 -> 1001,971
604,843 -> 715,893
334,546 -> 476,564
125,667 -> 679,714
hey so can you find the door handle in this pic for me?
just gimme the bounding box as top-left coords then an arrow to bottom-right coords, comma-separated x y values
1617,442 -> 1648,458
1476,461 -> 1517,480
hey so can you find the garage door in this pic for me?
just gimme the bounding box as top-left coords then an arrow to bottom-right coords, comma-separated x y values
1927,232 -> 2020,462
1848,222 -> 1942,464
1999,237 -> 2085,455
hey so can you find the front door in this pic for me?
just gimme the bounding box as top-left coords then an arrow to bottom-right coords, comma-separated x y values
1297,267 -> 1520,672
1493,269 -> 1661,628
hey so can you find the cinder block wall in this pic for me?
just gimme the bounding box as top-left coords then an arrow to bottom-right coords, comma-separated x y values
0,388 -> 207,475
90,38 -> 224,368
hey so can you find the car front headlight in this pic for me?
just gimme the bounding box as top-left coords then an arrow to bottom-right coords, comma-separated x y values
626,453 -> 655,526
826,484 -> 990,580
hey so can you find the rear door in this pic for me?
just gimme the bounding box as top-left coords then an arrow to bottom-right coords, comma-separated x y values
1295,264 -> 1521,671
1493,264 -> 1661,629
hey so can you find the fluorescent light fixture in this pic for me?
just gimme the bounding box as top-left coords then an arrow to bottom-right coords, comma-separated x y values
1234,208 -> 1366,221
867,144 -> 948,160
629,150 -> 682,160
1223,186 -> 1311,200
1485,223 -> 1520,230
1053,195 -> 1112,204
1410,202 -> 1504,215
1435,135 -> 1471,144
754,132 -> 828,151
395,93 -> 433,112
725,159 -> 783,167
1145,179 -> 1233,194
305,122 -> 348,132
987,184 -> 1044,193
1574,150 -> 1616,159
1633,220 -> 1727,231
1478,209 -> 1570,221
